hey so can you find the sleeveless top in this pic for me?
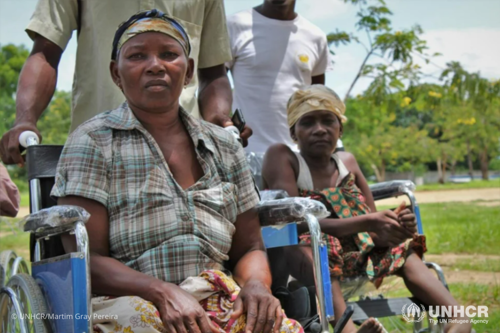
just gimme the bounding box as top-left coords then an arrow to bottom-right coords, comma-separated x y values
294,152 -> 350,190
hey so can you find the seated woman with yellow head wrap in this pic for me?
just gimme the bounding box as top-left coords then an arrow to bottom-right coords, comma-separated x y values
262,85 -> 472,333
52,10 -> 303,333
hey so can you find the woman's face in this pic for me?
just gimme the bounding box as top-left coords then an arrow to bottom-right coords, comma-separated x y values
292,110 -> 342,156
110,32 -> 194,112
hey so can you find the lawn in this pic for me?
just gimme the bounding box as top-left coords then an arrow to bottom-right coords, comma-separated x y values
375,282 -> 500,333
416,179 -> 500,191
421,202 -> 500,255
1,200 -> 499,332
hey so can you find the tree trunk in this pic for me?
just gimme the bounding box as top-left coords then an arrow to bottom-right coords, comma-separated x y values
479,148 -> 489,180
371,162 -> 385,182
451,160 -> 457,176
466,139 -> 474,180
442,154 -> 448,183
343,49 -> 374,102
437,157 -> 444,184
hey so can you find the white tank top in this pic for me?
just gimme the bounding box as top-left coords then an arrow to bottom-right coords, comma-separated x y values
294,152 -> 350,190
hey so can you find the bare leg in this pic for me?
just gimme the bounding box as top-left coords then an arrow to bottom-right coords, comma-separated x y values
286,246 -> 384,333
268,247 -> 291,292
400,253 -> 472,333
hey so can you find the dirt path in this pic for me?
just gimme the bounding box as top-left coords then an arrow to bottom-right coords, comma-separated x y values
14,188 -> 500,217
425,254 -> 500,285
376,188 -> 500,206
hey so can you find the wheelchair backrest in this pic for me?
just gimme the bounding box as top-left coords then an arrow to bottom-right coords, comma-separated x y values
26,145 -> 65,261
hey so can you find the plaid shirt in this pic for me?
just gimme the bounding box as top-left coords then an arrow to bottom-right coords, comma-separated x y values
52,103 -> 260,284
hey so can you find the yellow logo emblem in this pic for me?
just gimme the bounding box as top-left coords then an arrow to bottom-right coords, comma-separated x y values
298,54 -> 309,63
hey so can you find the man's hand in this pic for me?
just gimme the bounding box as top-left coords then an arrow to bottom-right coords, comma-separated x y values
369,210 -> 414,248
147,281 -> 217,333
231,280 -> 283,333
0,122 -> 41,166
220,117 -> 253,147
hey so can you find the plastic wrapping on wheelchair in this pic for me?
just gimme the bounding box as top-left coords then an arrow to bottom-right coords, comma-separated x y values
257,197 -> 330,226
21,205 -> 90,233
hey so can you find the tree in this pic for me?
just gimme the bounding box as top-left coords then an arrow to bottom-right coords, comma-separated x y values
343,86 -> 435,182
0,44 -> 29,136
38,91 -> 71,145
328,0 -> 434,101
440,63 -> 500,180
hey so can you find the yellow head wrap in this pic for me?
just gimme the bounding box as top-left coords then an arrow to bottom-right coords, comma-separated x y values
287,85 -> 347,129
117,17 -> 190,57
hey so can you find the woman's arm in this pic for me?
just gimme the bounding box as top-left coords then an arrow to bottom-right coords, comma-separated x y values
228,207 -> 283,333
59,196 -> 215,333
262,145 -> 373,235
337,151 -> 377,212
59,196 -> 162,299
262,144 -> 299,196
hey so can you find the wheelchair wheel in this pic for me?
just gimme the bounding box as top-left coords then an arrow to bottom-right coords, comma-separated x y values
0,273 -> 51,333
12,257 -> 30,276
0,250 -> 18,283
0,264 -> 4,287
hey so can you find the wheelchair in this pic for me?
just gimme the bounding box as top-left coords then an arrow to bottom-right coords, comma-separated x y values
0,132 -> 351,333
247,152 -> 450,333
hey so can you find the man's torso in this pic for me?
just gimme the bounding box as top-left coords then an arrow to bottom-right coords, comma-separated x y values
228,9 -> 328,153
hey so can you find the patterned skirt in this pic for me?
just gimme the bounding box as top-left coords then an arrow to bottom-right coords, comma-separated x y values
299,173 -> 426,287
92,270 -> 303,333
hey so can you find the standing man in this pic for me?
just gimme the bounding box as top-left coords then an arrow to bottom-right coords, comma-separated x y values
1,0 -> 246,165
227,0 -> 333,154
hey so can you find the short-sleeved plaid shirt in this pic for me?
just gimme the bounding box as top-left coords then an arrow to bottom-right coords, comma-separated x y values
51,103 -> 260,284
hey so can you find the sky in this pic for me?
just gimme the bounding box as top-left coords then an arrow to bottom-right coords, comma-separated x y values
0,0 -> 499,98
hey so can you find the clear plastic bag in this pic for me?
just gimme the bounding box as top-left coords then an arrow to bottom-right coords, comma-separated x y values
257,197 -> 330,226
259,190 -> 289,201
246,152 -> 265,177
21,205 -> 90,233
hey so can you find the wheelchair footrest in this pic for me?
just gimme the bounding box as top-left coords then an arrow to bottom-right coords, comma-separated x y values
348,297 -> 426,321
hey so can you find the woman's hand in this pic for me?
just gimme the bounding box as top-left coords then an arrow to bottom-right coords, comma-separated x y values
147,281 -> 217,333
369,209 -> 415,248
231,280 -> 283,333
397,208 -> 418,234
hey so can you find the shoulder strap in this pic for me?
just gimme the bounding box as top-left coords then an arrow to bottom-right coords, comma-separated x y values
294,152 -> 314,190
331,154 -> 350,186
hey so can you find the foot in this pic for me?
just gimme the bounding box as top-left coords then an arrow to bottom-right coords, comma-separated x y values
351,318 -> 385,333
444,321 -> 473,333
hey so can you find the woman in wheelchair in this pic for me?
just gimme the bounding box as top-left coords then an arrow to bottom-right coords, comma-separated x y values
262,85 -> 471,333
50,10 -> 302,333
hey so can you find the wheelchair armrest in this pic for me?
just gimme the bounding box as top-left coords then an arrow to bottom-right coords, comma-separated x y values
259,190 -> 289,201
21,205 -> 90,235
369,180 -> 416,201
257,197 -> 329,226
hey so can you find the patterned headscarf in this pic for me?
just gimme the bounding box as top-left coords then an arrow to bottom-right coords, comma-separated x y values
112,9 -> 191,60
287,85 -> 347,129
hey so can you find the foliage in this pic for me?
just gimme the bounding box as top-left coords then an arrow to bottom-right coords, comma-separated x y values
0,44 -> 29,136
0,44 -> 71,186
38,90 -> 71,145
329,0 -> 434,101
415,180 -> 500,192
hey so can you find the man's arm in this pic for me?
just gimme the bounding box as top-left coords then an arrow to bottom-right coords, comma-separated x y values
311,74 -> 325,85
0,35 -> 62,165
198,64 -> 232,126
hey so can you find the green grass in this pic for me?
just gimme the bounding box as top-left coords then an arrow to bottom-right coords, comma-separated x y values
368,282 -> 500,332
416,179 -> 500,192
376,201 -> 500,255
20,192 -> 30,207
0,218 -> 30,260
453,259 -> 500,273
421,202 -> 500,255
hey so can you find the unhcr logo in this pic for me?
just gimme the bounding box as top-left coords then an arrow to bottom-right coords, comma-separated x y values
402,303 -> 426,323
